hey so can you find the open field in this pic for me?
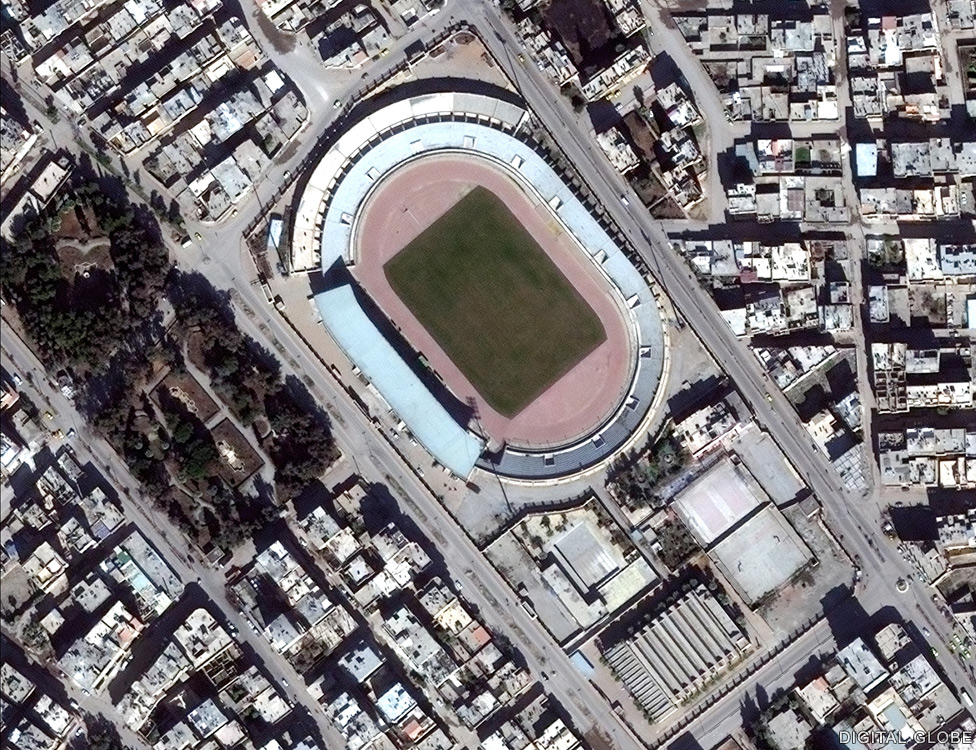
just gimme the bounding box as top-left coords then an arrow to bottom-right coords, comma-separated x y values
211,419 -> 264,487
383,186 -> 606,417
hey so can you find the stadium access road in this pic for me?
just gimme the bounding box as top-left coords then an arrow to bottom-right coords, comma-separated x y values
465,0 -> 976,721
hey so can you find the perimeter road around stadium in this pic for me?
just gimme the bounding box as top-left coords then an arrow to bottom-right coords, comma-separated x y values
292,92 -> 668,482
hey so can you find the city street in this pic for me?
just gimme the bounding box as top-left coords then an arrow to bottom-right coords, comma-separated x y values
3,0 -> 974,747
138,0 -> 976,739
460,0 -> 976,713
0,323 -> 348,748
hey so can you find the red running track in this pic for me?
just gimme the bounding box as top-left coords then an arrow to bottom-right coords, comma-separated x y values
353,154 -> 634,449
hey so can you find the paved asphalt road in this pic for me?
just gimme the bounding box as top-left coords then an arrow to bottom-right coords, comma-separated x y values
674,617 -> 839,748
184,254 -> 648,749
0,325 -> 347,748
461,0 -> 976,703
147,0 -> 976,740
4,0 -> 973,746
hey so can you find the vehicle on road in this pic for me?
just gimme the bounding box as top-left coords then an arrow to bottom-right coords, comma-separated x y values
12,373 -> 22,386
44,411 -> 54,420
923,627 -> 931,637
66,428 -> 75,438
962,688 -> 973,707
620,195 -> 630,206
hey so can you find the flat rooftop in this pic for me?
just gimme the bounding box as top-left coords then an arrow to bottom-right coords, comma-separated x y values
552,521 -> 621,591
710,505 -> 814,605
729,425 -> 806,505
672,459 -> 765,546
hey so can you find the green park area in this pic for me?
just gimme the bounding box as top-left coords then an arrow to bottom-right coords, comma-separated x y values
384,186 -> 606,417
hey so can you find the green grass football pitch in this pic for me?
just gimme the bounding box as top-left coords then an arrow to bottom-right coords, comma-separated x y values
383,186 -> 607,418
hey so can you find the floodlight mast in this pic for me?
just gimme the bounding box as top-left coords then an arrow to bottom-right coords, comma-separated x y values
467,396 -> 511,514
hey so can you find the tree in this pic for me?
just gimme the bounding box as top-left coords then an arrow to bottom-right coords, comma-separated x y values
171,421 -> 193,444
3,177 -> 170,370
167,199 -> 184,227
498,0 -> 518,17
560,82 -> 587,114
84,713 -> 126,750
264,388 -> 337,500
175,436 -> 218,481
44,96 -> 60,123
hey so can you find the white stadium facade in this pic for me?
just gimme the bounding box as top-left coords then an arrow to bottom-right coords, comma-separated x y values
290,91 -> 668,481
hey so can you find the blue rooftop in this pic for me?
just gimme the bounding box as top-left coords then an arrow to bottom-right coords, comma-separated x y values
313,284 -> 485,478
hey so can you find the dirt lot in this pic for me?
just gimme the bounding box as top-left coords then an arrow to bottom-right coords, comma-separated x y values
54,205 -> 102,241
211,418 -> 264,487
407,31 -> 513,92
153,369 -> 221,424
757,507 -> 853,636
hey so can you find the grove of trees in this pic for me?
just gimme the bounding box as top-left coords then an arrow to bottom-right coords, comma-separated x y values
4,173 -> 337,552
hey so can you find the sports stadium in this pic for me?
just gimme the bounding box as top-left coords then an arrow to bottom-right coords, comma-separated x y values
292,91 -> 668,481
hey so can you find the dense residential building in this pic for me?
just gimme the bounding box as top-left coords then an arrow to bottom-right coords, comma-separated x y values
2,0 -> 974,748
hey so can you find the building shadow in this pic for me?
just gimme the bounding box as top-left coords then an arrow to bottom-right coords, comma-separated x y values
310,261 -> 475,432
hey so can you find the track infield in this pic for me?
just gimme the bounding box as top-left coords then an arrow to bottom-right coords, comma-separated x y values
383,185 -> 607,417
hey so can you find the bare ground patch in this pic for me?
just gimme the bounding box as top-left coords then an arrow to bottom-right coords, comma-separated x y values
211,418 -> 264,487
152,369 -> 221,424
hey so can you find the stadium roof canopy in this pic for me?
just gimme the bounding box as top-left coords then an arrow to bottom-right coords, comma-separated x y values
313,284 -> 485,478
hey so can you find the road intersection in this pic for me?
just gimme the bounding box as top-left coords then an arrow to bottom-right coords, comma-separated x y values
3,0 -> 974,747
164,1 -> 976,733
